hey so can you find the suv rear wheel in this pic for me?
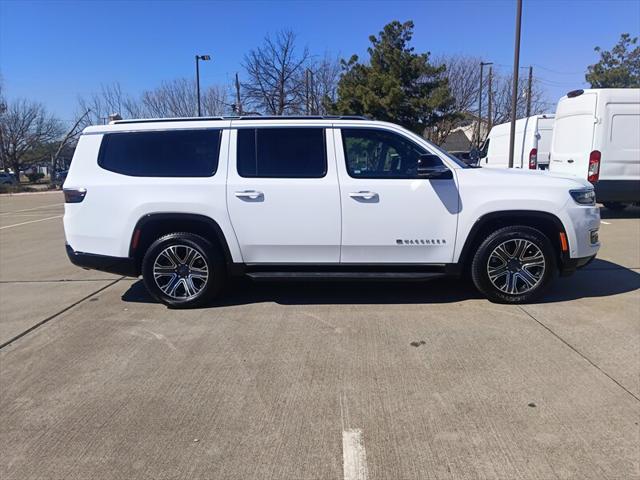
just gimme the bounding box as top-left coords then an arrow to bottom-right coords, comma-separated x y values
471,226 -> 556,304
142,232 -> 225,308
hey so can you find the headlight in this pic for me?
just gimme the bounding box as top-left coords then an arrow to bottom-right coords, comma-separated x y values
569,188 -> 596,206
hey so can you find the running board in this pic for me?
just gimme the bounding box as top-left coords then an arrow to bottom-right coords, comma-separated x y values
245,271 -> 446,281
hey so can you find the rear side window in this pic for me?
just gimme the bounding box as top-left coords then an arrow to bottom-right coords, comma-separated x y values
237,128 -> 326,178
99,129 -> 221,177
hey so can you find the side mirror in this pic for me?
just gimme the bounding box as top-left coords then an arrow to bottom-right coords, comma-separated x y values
417,154 -> 453,179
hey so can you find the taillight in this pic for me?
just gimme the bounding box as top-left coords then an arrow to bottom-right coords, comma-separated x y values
529,148 -> 538,169
64,188 -> 87,203
588,150 -> 601,183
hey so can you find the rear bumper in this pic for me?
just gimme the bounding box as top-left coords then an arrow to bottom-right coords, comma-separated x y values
559,254 -> 596,277
595,180 -> 640,203
66,244 -> 138,277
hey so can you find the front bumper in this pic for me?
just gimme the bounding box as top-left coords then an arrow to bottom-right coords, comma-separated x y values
66,244 -> 138,277
559,254 -> 596,277
561,202 -> 600,260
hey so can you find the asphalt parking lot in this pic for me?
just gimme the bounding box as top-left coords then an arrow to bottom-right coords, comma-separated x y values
0,191 -> 638,480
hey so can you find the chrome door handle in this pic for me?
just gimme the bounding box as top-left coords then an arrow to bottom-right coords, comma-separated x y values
234,190 -> 263,199
348,191 -> 378,200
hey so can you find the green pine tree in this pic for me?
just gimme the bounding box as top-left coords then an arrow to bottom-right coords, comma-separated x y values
329,20 -> 456,135
586,33 -> 640,88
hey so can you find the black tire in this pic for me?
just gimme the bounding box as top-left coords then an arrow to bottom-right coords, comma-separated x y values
603,202 -> 628,211
142,232 -> 225,308
471,226 -> 556,304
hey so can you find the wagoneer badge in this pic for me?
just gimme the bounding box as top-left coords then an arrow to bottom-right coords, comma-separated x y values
396,239 -> 447,245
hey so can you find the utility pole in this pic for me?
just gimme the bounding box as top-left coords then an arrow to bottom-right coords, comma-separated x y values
508,0 -> 523,168
235,73 -> 243,115
526,65 -> 533,117
308,69 -> 315,114
304,68 -> 311,115
477,61 -> 493,147
487,66 -> 493,132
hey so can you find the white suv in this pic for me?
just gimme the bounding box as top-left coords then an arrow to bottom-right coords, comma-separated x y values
63,116 -> 600,307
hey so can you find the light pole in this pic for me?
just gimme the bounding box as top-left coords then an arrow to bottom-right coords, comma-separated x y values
195,54 -> 211,117
478,61 -> 493,147
525,65 -> 533,117
508,0 -> 523,168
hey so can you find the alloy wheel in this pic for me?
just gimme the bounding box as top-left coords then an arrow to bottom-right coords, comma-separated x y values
486,239 -> 546,295
152,245 -> 209,300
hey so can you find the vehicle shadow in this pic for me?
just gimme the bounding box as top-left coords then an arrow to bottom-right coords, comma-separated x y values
533,259 -> 640,304
599,205 -> 640,220
121,259 -> 639,307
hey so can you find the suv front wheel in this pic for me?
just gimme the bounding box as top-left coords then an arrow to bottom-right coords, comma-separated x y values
142,232 -> 225,308
471,226 -> 556,304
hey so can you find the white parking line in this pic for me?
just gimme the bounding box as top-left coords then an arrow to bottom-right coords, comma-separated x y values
0,203 -> 64,216
343,429 -> 368,480
2,213 -> 62,217
0,215 -> 63,230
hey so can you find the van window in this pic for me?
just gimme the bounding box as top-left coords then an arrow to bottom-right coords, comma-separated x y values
99,129 -> 221,177
237,128 -> 326,178
341,128 -> 439,178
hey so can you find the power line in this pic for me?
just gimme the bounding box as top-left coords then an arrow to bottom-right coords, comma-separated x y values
537,76 -> 587,88
533,64 -> 585,75
492,62 -> 585,77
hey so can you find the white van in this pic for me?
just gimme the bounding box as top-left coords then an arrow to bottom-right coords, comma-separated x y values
550,88 -> 640,209
479,115 -> 555,170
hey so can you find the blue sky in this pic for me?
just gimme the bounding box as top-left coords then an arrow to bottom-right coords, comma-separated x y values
1,0 -> 639,123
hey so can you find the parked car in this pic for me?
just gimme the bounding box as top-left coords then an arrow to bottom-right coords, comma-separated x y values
448,150 -> 478,166
480,115 -> 555,170
549,88 -> 640,210
63,116 -> 600,308
54,169 -> 69,184
0,172 -> 18,185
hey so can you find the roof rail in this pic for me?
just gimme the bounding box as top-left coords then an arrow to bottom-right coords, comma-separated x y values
234,115 -> 369,121
111,115 -> 368,125
112,116 -> 226,125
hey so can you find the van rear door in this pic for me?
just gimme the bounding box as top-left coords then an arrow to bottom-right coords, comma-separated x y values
550,92 -> 597,178
535,117 -> 554,168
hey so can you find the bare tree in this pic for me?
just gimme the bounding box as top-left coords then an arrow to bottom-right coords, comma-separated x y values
140,78 -> 197,117
309,54 -> 341,114
50,109 -> 91,184
435,55 -> 482,114
0,80 -> 6,114
78,79 -> 230,123
201,85 -> 230,116
491,74 -> 549,125
78,83 -> 141,128
431,56 -> 550,145
430,55 -> 483,144
0,99 -> 63,178
141,79 -> 229,117
242,30 -> 310,115
0,81 -> 6,170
